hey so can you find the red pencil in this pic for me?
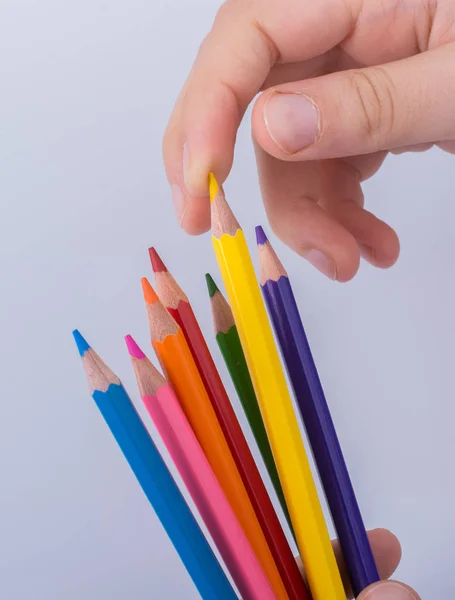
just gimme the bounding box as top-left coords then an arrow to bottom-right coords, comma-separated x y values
149,247 -> 308,600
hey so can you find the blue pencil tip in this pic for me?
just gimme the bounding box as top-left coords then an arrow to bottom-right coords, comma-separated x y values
255,225 -> 268,245
72,329 -> 91,356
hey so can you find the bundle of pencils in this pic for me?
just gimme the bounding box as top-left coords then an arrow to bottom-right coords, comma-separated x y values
72,174 -> 379,600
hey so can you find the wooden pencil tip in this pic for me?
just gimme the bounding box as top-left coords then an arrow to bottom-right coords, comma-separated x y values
255,225 -> 268,246
205,273 -> 219,298
125,335 -> 146,360
73,329 -> 91,357
141,277 -> 159,304
148,247 -> 167,273
208,172 -> 219,203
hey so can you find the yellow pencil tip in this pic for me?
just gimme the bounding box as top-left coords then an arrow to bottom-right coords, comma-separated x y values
208,173 -> 219,203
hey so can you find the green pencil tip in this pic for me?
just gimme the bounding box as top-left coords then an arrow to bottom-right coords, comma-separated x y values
205,273 -> 219,298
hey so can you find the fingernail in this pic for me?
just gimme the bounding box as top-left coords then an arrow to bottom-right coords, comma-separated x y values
182,141 -> 209,197
362,581 -> 419,600
304,249 -> 337,280
171,184 -> 186,226
360,244 -> 376,265
182,141 -> 190,189
264,92 -> 321,154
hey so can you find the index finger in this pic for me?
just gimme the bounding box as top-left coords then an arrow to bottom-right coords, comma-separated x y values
162,0 -> 355,233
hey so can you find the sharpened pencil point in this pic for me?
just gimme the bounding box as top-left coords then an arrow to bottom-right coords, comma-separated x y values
72,329 -> 91,356
255,225 -> 268,246
125,335 -> 146,360
141,277 -> 159,304
148,247 -> 167,273
205,273 -> 220,298
208,173 -> 219,203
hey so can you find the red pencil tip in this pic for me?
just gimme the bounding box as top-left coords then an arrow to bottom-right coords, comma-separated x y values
124,335 -> 146,360
148,247 -> 168,273
141,277 -> 159,304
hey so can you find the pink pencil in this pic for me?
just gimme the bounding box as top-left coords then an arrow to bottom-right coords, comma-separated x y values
125,335 -> 277,600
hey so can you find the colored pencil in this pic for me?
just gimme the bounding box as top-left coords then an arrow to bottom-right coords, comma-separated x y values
125,335 -> 275,600
205,273 -> 293,533
209,174 -> 346,600
149,250 -> 307,600
256,226 -> 379,596
141,278 -> 289,600
72,330 -> 236,600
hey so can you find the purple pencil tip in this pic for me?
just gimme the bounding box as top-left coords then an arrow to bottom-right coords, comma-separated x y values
255,225 -> 268,245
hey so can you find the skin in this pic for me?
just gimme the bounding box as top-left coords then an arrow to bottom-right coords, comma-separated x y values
324,529 -> 420,598
163,0 -> 455,283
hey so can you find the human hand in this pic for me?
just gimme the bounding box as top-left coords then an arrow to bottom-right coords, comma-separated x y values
316,528 -> 419,598
163,0 -> 455,281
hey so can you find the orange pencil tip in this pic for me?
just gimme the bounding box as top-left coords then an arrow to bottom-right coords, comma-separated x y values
141,277 -> 159,304
148,247 -> 167,273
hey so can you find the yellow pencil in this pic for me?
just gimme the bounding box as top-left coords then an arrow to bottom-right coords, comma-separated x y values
209,174 -> 346,600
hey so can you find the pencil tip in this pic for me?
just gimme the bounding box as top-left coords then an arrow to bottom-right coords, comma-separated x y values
205,273 -> 219,298
141,277 -> 159,304
124,335 -> 146,359
255,225 -> 268,245
72,329 -> 90,356
148,247 -> 167,273
208,173 -> 219,203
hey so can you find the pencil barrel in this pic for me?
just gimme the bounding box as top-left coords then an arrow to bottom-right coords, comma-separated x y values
144,387 -> 276,600
170,300 -> 307,600
92,385 -> 236,600
152,330 -> 290,600
212,231 -> 346,600
262,277 -> 379,595
216,326 -> 293,533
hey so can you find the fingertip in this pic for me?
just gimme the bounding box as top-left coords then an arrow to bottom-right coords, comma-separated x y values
367,528 -> 402,580
304,246 -> 360,282
371,527 -> 402,559
332,242 -> 361,282
268,204 -> 360,283
163,133 -> 215,235
162,97 -> 223,236
299,223 -> 361,283
361,224 -> 400,269
358,581 -> 420,600
182,141 -> 215,198
180,193 -> 211,235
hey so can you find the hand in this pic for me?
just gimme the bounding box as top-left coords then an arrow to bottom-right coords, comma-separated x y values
314,528 -> 420,598
163,0 -> 455,281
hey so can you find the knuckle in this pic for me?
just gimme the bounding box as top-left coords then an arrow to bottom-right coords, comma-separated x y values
214,0 -> 245,25
213,0 -> 258,32
214,0 -> 232,23
349,68 -> 396,145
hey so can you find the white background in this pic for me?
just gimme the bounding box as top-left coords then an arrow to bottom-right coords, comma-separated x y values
1,0 -> 453,597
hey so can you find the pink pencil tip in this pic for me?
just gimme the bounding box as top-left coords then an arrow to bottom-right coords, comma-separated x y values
124,335 -> 146,359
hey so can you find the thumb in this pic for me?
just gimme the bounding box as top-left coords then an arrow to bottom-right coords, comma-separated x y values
358,580 -> 420,600
253,43 -> 455,160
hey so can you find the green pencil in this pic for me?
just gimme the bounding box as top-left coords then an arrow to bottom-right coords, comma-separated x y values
205,273 -> 294,537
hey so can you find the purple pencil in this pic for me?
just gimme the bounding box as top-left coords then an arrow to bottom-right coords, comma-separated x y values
256,225 -> 379,597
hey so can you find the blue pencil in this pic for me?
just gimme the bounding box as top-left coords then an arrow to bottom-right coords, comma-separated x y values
255,228 -> 379,597
73,330 -> 237,600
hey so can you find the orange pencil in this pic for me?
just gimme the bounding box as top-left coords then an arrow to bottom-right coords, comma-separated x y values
141,277 -> 289,600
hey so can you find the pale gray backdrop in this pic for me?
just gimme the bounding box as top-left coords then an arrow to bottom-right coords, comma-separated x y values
0,0 -> 452,598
